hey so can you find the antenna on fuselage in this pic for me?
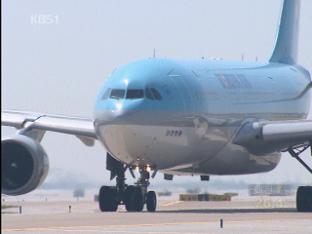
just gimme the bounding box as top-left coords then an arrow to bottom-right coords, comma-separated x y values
241,53 -> 245,61
153,48 -> 156,58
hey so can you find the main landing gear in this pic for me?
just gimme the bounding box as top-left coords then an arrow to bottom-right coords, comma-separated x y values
98,153 -> 157,212
288,143 -> 312,212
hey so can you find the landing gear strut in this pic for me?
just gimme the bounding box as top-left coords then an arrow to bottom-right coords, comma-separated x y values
288,144 -> 312,212
98,153 -> 157,212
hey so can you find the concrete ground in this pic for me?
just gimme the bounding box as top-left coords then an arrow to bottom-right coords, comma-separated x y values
2,194 -> 312,234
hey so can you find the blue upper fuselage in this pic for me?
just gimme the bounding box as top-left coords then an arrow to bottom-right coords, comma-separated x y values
95,58 -> 267,116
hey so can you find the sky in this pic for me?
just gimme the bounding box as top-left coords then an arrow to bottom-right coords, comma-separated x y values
2,0 -> 312,187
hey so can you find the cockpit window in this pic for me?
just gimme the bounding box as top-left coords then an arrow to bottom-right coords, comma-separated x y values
145,88 -> 162,100
110,89 -> 125,99
107,87 -> 161,101
101,88 -> 111,100
151,88 -> 162,100
126,89 -> 144,99
145,88 -> 154,100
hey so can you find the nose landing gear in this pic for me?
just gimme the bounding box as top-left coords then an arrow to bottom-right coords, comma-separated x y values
98,153 -> 157,212
124,185 -> 144,211
125,167 -> 157,212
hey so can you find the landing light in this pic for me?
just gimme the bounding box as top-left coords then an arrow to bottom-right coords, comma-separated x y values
123,79 -> 129,86
115,102 -> 123,111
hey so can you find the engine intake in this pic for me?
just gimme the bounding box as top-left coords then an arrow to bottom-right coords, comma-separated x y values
1,134 -> 49,195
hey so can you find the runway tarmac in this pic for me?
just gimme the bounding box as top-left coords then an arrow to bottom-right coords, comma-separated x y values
2,195 -> 312,234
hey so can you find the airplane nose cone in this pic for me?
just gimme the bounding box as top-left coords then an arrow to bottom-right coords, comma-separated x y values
94,99 -> 154,164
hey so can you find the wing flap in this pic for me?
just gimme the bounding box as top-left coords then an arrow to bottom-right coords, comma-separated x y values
29,116 -> 97,138
2,110 -> 97,139
2,111 -> 42,128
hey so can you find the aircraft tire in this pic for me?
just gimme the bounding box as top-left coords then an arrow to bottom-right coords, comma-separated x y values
296,186 -> 312,212
146,191 -> 157,212
99,186 -> 118,212
125,186 -> 144,212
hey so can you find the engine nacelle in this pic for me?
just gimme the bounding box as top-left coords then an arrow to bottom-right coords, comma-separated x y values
1,134 -> 49,195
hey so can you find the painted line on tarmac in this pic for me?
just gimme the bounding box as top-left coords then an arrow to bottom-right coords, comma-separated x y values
161,201 -> 183,207
3,230 -> 197,234
2,221 -> 214,232
62,230 -> 197,234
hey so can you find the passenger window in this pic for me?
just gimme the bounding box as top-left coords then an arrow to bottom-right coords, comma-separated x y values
151,88 -> 162,100
126,89 -> 144,99
110,89 -> 125,99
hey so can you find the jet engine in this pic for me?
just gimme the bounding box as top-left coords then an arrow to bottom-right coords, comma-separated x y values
1,134 -> 49,195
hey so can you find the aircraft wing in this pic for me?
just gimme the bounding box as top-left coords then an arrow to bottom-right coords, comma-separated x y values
1,110 -> 97,145
233,119 -> 312,154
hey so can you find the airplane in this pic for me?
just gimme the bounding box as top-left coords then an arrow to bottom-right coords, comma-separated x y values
2,0 -> 312,212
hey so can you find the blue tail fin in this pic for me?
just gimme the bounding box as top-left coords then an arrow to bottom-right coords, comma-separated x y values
270,0 -> 301,65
